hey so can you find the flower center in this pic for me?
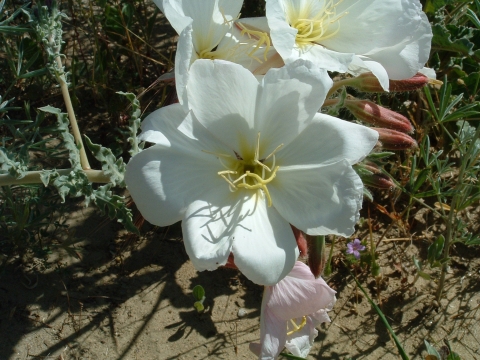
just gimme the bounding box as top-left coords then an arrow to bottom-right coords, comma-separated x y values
197,12 -> 271,63
205,133 -> 283,207
286,316 -> 307,336
288,0 -> 347,47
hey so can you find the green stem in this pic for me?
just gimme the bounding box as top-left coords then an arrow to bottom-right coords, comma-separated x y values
0,169 -> 110,186
323,236 -> 336,276
435,124 -> 480,301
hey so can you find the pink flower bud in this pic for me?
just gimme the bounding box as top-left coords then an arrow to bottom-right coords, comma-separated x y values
373,128 -> 418,150
362,161 -> 381,174
362,173 -> 396,190
349,72 -> 428,93
356,162 -> 395,189
345,99 -> 414,134
291,225 -> 308,258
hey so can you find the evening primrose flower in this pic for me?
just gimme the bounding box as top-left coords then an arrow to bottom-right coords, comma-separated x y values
154,0 -> 277,103
249,261 -> 336,359
266,0 -> 432,90
125,59 -> 378,285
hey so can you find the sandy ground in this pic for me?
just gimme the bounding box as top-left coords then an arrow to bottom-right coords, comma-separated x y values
1,204 -> 480,360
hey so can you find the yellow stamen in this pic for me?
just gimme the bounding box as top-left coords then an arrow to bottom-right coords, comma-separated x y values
237,166 -> 279,207
289,0 -> 348,47
208,132 -> 282,207
286,316 -> 308,336
236,22 -> 271,62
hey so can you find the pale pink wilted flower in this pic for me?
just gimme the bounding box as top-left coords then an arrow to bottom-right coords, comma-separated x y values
249,261 -> 336,359
346,238 -> 366,259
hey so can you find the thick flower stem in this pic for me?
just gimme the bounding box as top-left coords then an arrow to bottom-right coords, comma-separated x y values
322,98 -> 339,107
0,169 -> 110,186
327,79 -> 348,98
55,56 -> 91,170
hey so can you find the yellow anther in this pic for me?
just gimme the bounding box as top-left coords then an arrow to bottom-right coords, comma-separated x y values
289,0 -> 347,47
236,22 -> 271,62
286,316 -> 307,336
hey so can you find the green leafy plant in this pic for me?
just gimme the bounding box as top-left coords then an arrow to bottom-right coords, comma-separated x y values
192,285 -> 206,313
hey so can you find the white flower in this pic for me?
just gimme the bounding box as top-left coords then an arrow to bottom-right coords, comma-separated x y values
249,261 -> 336,359
154,0 -> 276,103
266,0 -> 432,90
124,59 -> 378,285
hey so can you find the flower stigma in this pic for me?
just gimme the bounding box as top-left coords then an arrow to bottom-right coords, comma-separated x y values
286,316 -> 307,336
204,133 -> 283,207
288,0 -> 348,47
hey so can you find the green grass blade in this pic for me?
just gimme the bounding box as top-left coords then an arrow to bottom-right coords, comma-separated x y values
280,353 -> 307,359
352,276 -> 410,360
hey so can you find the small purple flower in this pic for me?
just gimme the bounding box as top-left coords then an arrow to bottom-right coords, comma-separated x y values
346,239 -> 366,259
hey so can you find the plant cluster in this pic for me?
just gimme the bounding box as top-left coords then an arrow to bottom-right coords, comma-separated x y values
0,0 -> 479,359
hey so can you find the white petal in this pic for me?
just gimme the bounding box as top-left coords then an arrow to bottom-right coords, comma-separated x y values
170,0 -> 242,53
277,114 -> 378,167
187,59 -> 259,156
348,56 -> 390,91
125,112 -> 230,227
175,24 -> 197,105
260,303 -> 288,359
323,0 -> 432,78
255,60 -> 332,156
419,66 -> 436,80
236,16 -> 271,34
266,0 -> 298,61
289,44 -> 353,73
231,195 -> 299,285
361,14 -> 432,80
270,161 -> 364,236
138,103 -> 188,144
125,144 -> 220,227
325,0 -> 429,54
182,188 -> 245,272
162,0 -> 193,35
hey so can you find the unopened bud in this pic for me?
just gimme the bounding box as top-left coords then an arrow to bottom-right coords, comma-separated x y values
291,225 -> 308,258
307,235 -> 326,278
373,128 -> 418,150
345,99 -> 414,134
348,72 -> 428,93
355,162 -> 396,189
362,161 -> 381,174
362,173 -> 396,190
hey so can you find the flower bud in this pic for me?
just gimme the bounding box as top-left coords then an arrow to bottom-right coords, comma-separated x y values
291,225 -> 308,257
344,99 -> 414,134
362,173 -> 396,190
348,72 -> 428,93
361,161 -> 382,174
373,128 -> 418,150
355,162 -> 395,189
307,235 -> 326,278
